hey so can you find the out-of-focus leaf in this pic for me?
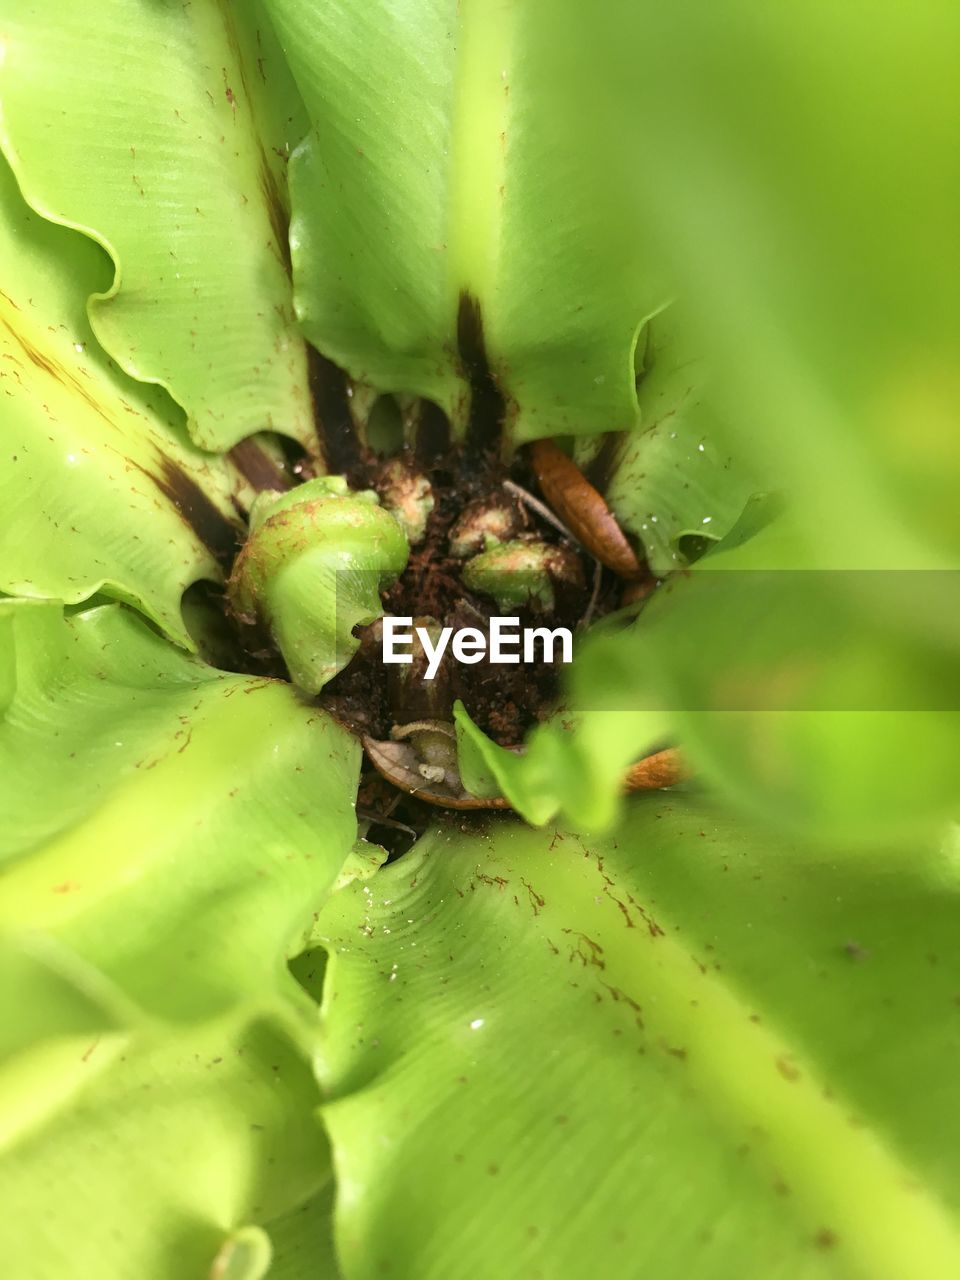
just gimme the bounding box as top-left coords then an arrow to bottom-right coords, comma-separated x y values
0,934 -> 136,1064
518,6 -> 960,840
617,513 -> 960,844
475,478 -> 960,842
455,691 -> 669,832
601,3 -> 960,571
0,0 -> 315,451
0,153 -> 244,647
0,1010 -> 329,1280
0,600 -> 361,1022
262,0 -> 665,441
574,308 -> 759,574
315,801 -> 960,1280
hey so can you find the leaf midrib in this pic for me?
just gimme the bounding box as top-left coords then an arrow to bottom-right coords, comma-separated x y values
535,834 -> 960,1280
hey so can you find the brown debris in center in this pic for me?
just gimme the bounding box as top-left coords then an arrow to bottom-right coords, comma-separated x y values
213,421 -> 650,855
319,444 -> 631,751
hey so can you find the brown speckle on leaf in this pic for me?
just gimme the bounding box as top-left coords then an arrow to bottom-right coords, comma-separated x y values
80,1037 -> 101,1063
842,940 -> 870,962
521,878 -> 545,915
222,67 -> 237,110
776,1056 -> 800,1082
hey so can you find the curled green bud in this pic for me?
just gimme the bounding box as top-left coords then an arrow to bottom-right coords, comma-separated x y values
229,476 -> 408,693
462,539 -> 583,612
375,457 -> 434,545
448,495 -> 521,558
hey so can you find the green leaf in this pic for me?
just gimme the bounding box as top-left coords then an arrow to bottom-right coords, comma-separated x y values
0,933 -> 136,1063
474,491 -> 960,842
0,0 -> 315,451
0,1011 -> 330,1279
455,690 -> 670,832
315,802 -> 960,1280
519,7 -> 960,838
0,599 -> 359,1275
593,509 -> 960,844
0,153 -> 244,646
0,600 -> 361,1022
574,307 -> 760,574
263,0 -> 665,441
602,3 -> 960,571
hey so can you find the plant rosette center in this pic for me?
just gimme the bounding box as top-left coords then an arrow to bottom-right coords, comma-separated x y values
227,445 -> 648,838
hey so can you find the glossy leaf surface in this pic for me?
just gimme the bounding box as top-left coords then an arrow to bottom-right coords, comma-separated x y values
0,154 -> 244,646
0,1010 -> 329,1279
316,801 -> 960,1280
574,309 -> 759,574
0,599 -> 365,1276
0,600 -> 361,1021
0,0 -> 315,450
263,0 -> 665,441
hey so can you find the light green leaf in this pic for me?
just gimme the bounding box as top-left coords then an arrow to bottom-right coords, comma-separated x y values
574,307 -> 760,574
477,491 -> 960,843
315,802 -> 960,1280
0,1011 -> 329,1280
622,512 -> 960,844
0,933 -> 137,1063
603,3 -> 960,571
0,599 -> 356,1276
0,0 -> 315,451
455,690 -> 670,832
263,0 -> 664,441
0,153 -> 244,646
519,6 -> 960,839
0,600 -> 361,1022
